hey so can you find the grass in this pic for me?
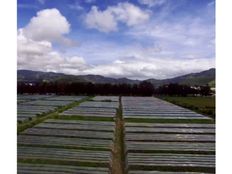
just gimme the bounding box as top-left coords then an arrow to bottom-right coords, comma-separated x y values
128,165 -> 215,173
58,115 -> 114,122
125,118 -> 214,124
17,109 -> 57,124
126,131 -> 215,135
57,96 -> 94,113
18,144 -> 112,152
17,113 -> 59,133
18,158 -> 109,168
158,96 -> 215,119
127,150 -> 215,155
19,133 -> 113,140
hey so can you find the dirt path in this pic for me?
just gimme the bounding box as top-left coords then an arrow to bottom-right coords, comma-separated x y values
111,96 -> 126,174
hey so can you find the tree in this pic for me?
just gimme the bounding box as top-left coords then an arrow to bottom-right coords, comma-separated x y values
199,85 -> 212,96
138,81 -> 155,96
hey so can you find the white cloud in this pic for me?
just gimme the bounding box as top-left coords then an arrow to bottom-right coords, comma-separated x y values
18,29 -> 52,57
138,0 -> 167,7
22,8 -> 75,46
83,57 -> 214,80
18,38 -> 89,75
85,6 -> 117,32
18,9 -> 88,74
18,31 -> 89,74
109,2 -> 150,26
85,2 -> 150,32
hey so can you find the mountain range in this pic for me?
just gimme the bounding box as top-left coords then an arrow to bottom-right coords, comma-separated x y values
17,68 -> 215,87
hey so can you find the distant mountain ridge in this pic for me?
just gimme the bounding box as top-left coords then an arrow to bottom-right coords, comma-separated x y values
17,70 -> 87,83
17,68 -> 215,87
146,68 -> 215,87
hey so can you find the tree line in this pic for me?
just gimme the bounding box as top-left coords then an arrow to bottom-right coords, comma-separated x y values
17,81 -> 213,96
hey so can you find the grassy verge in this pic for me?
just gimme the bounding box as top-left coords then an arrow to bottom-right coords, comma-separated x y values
56,96 -> 93,113
17,113 -> 59,133
17,109 -> 56,125
127,150 -> 215,155
126,131 -> 215,135
58,115 -> 114,122
129,165 -> 215,173
18,133 -> 112,140
158,96 -> 215,119
17,96 -> 93,133
125,118 -> 214,124
18,144 -> 112,152
23,126 -> 114,132
18,158 -> 109,168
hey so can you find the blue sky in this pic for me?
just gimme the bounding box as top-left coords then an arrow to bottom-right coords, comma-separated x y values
17,0 -> 215,80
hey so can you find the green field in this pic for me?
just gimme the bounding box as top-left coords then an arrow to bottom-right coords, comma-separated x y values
159,96 -> 215,119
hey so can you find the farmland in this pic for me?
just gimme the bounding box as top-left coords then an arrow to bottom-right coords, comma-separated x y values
159,96 -> 215,119
17,95 -> 215,174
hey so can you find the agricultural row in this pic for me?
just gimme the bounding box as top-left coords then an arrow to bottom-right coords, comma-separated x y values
17,95 -> 85,122
17,95 -> 215,173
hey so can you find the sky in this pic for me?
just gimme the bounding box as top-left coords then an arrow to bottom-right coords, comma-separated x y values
17,0 -> 215,80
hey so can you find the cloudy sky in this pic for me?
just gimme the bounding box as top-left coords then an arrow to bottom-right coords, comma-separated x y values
17,0 -> 215,80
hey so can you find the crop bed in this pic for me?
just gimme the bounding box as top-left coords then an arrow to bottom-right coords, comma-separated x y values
18,163 -> 109,174
18,135 -> 113,150
79,101 -> 119,108
17,105 -> 56,122
18,119 -> 115,172
92,96 -> 119,102
17,95 -> 52,104
60,99 -> 119,118
128,171 -> 212,174
44,96 -> 85,101
128,153 -> 215,167
18,146 -> 111,164
24,100 -> 73,106
35,119 -> 115,131
122,97 -> 211,120
61,106 -> 116,117
17,95 -> 86,122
